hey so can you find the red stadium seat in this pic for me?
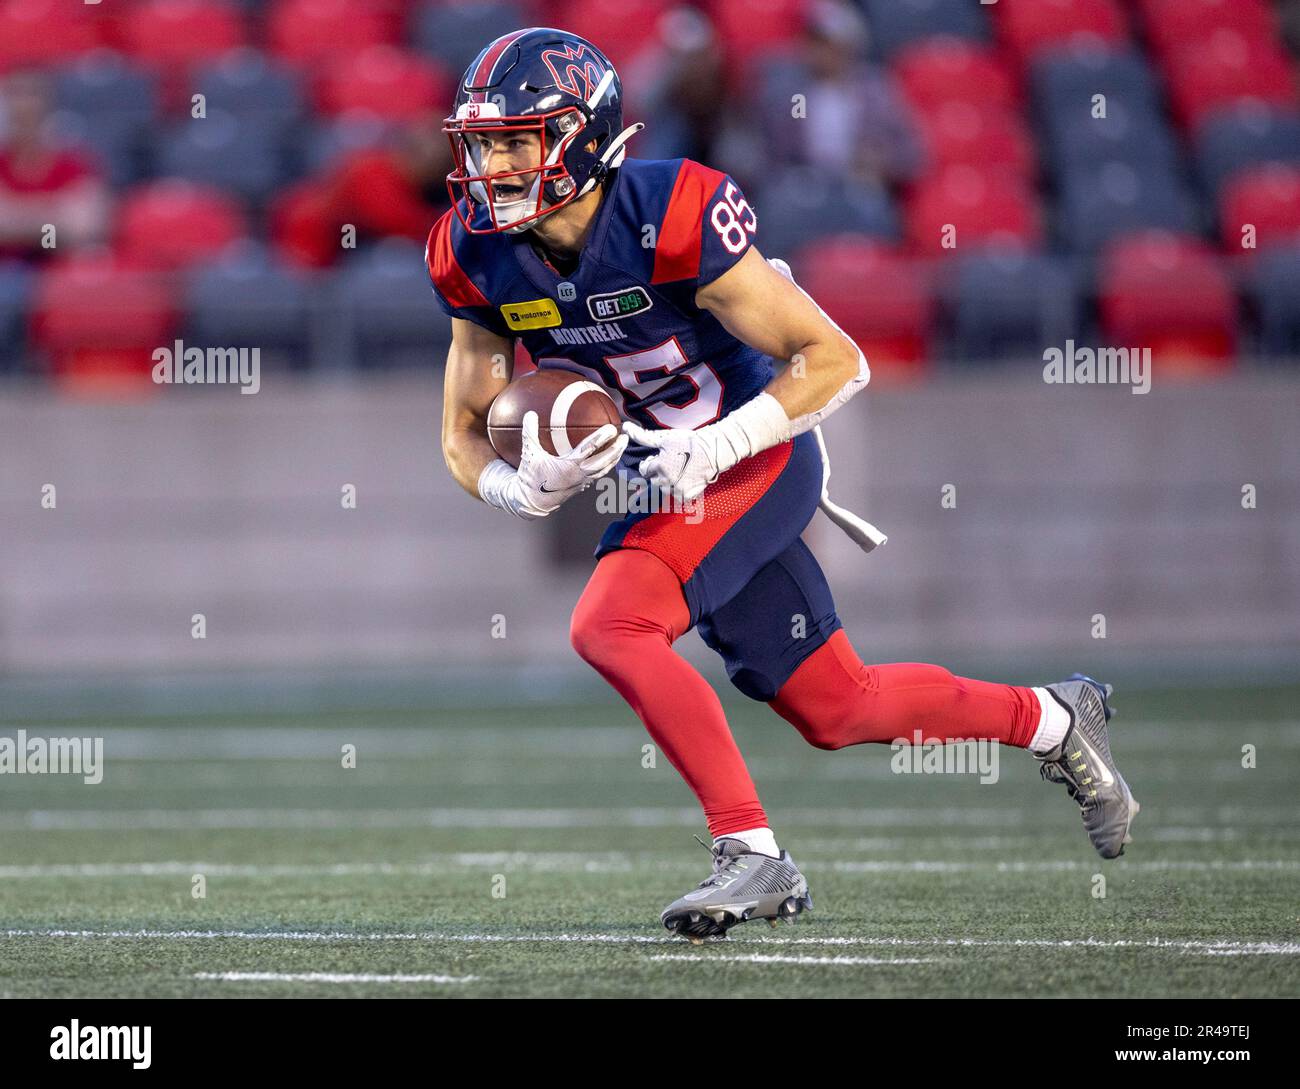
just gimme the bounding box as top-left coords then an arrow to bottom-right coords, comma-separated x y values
1219,165 -> 1300,252
917,104 -> 1037,179
269,180 -> 337,269
993,0 -> 1128,67
904,166 -> 1043,255
268,0 -> 396,66
30,253 -> 177,391
892,39 -> 1018,115
1098,232 -> 1236,369
1165,31 -> 1297,130
706,0 -> 810,85
1138,0 -> 1278,62
0,0 -> 104,71
117,0 -> 247,68
315,47 -> 454,120
116,181 -> 248,271
791,236 -> 932,378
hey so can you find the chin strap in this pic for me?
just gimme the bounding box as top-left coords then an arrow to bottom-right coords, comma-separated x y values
579,122 -> 645,197
508,120 -> 645,231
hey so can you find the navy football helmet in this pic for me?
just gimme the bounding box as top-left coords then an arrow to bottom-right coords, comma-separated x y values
443,27 -> 643,234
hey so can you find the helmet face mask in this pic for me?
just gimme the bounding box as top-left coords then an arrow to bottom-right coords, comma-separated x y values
444,104 -> 588,234
442,28 -> 641,236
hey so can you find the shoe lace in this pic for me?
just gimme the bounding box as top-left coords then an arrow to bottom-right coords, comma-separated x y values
691,834 -> 751,888
1040,747 -> 1100,815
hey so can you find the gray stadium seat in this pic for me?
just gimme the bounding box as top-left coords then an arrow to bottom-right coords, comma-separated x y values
0,262 -> 33,372
943,249 -> 1079,361
1031,46 -> 1162,121
54,53 -> 159,187
1057,162 -> 1200,252
1197,105 -> 1300,200
755,167 -> 899,260
185,242 -> 315,369
413,1 -> 529,75
861,0 -> 988,60
1251,246 -> 1300,359
56,51 -> 158,121
157,110 -> 289,204
329,239 -> 450,370
299,117 -> 395,175
1043,99 -> 1181,182
192,49 -> 304,124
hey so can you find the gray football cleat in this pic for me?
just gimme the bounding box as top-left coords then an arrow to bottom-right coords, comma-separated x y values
661,836 -> 812,944
1037,673 -> 1140,858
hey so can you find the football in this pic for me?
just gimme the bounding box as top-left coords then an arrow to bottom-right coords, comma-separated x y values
487,367 -> 622,467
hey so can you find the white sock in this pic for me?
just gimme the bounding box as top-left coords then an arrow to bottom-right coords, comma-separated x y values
1028,687 -> 1072,754
717,826 -> 780,858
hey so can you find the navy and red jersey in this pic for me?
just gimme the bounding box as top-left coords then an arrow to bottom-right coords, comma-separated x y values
425,157 -> 773,432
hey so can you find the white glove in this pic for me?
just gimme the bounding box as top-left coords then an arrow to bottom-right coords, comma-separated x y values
478,410 -> 627,519
622,393 -> 791,502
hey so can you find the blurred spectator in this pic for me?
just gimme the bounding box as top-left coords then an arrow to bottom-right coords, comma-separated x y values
624,7 -> 728,164
1279,0 -> 1300,59
273,112 -> 452,267
735,0 -> 922,188
0,70 -> 110,262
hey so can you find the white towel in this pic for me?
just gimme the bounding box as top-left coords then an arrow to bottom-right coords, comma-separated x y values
814,425 -> 887,553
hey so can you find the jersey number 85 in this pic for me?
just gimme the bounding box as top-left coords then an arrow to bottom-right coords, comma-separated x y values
710,182 -> 757,255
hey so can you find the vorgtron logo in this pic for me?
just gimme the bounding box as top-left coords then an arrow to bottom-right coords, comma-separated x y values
586,287 -> 653,323
500,298 -> 562,330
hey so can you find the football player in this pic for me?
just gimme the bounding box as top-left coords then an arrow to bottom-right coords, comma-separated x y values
429,28 -> 1139,942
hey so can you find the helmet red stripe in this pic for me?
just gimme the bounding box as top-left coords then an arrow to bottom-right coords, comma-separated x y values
469,28 -> 532,91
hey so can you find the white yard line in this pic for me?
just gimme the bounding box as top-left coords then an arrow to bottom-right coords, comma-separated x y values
0,856 -> 640,878
2,928 -> 666,943
648,953 -> 939,966
6,805 -> 1300,831
0,726 -> 636,759
0,807 -> 1028,831
193,971 -> 478,984
1190,945 -> 1300,956
3,929 -> 1295,955
2,857 -> 1297,879
829,860 -> 1300,873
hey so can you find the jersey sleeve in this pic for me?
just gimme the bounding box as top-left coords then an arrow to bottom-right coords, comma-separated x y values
650,160 -> 759,290
424,211 -> 511,337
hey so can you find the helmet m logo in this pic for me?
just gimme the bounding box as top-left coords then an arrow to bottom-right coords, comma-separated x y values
541,43 -> 604,100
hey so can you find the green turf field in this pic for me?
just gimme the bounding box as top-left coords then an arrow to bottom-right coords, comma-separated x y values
1,684 -> 1297,998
